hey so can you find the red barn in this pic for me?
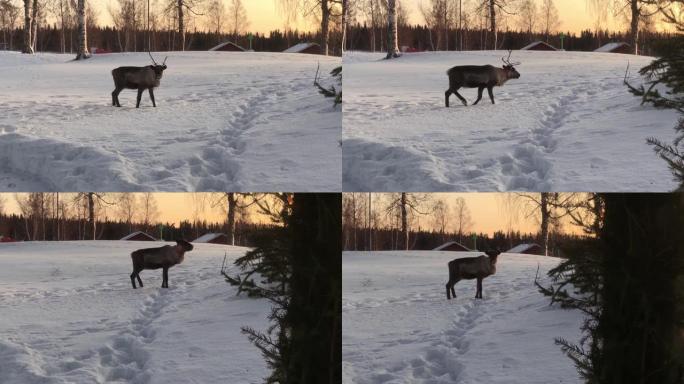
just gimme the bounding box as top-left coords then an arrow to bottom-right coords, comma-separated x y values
209,41 -> 247,52
594,42 -> 632,54
507,243 -> 544,255
521,41 -> 558,51
120,231 -> 157,241
433,241 -> 471,252
283,42 -> 321,55
194,233 -> 229,245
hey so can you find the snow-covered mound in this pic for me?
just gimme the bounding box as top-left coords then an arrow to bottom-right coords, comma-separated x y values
0,51 -> 341,191
343,250 -> 584,384
342,50 -> 678,192
0,241 -> 270,383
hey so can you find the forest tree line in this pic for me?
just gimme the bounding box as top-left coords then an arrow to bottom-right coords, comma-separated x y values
0,192 -> 290,246
343,0 -> 683,55
342,192 -> 597,256
0,0 -> 343,57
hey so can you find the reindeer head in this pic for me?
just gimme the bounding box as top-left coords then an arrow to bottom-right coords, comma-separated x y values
502,50 -> 521,79
148,52 -> 168,80
485,249 -> 501,264
175,239 -> 194,252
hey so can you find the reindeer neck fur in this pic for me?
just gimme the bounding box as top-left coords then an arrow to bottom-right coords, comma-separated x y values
174,245 -> 186,264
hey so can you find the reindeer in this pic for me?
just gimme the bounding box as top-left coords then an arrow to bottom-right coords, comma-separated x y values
130,239 -> 193,289
111,52 -> 167,108
445,250 -> 501,300
445,50 -> 521,108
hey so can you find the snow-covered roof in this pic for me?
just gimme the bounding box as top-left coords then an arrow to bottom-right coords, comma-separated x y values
520,41 -> 557,51
120,231 -> 156,241
194,233 -> 226,243
594,42 -> 629,52
433,241 -> 471,251
283,42 -> 319,53
507,243 -> 541,253
209,41 -> 246,51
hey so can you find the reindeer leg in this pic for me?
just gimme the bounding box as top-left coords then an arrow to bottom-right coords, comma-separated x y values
446,282 -> 452,299
473,87 -> 484,105
136,88 -> 144,108
162,267 -> 169,288
131,272 -> 137,289
149,88 -> 156,107
487,87 -> 495,104
112,87 -> 122,107
136,272 -> 143,288
453,89 -> 468,106
445,89 -> 452,108
476,277 -> 483,299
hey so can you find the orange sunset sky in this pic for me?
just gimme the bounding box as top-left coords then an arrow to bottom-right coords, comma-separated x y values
99,0 -> 320,34
1,193 -> 586,236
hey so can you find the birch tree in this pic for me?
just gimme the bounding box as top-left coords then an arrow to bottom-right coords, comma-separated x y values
540,0 -> 560,41
74,0 -> 88,59
386,0 -> 399,58
227,0 -> 248,42
22,0 -> 32,53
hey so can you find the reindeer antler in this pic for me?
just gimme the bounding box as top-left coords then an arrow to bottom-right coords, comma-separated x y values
148,51 -> 159,65
162,56 -> 168,65
502,49 -> 521,66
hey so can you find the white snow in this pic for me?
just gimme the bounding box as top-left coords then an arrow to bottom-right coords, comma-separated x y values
0,51 -> 341,191
343,250 -> 584,384
0,241 -> 271,383
342,50 -> 679,191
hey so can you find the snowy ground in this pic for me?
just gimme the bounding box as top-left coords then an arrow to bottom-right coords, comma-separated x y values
0,241 -> 271,384
0,51 -> 341,191
343,251 -> 584,384
342,50 -> 679,192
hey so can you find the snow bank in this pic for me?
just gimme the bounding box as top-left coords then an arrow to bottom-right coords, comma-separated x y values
342,50 -> 679,191
0,51 -> 341,191
343,250 -> 584,384
0,241 -> 271,383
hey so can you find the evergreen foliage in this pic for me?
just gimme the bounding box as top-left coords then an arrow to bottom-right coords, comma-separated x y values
537,194 -> 684,383
225,194 -> 341,384
626,37 -> 684,188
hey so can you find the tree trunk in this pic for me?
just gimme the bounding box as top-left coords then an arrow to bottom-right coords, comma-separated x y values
227,193 -> 237,246
386,0 -> 400,58
599,193 -> 683,382
75,0 -> 88,60
401,193 -> 408,250
22,0 -> 32,53
320,0 -> 330,55
30,0 -> 37,51
630,0 -> 639,55
178,0 -> 185,51
540,193 -> 550,256
489,0 -> 497,50
341,0 -> 347,53
88,193 -> 95,241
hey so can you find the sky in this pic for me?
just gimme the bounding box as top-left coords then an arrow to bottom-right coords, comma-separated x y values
403,0 -> 657,34
366,193 -> 587,236
0,193 -> 275,226
99,0 -> 319,34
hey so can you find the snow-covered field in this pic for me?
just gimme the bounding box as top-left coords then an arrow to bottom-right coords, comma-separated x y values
343,251 -> 584,384
0,241 -> 270,383
342,50 -> 679,192
0,51 -> 341,191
